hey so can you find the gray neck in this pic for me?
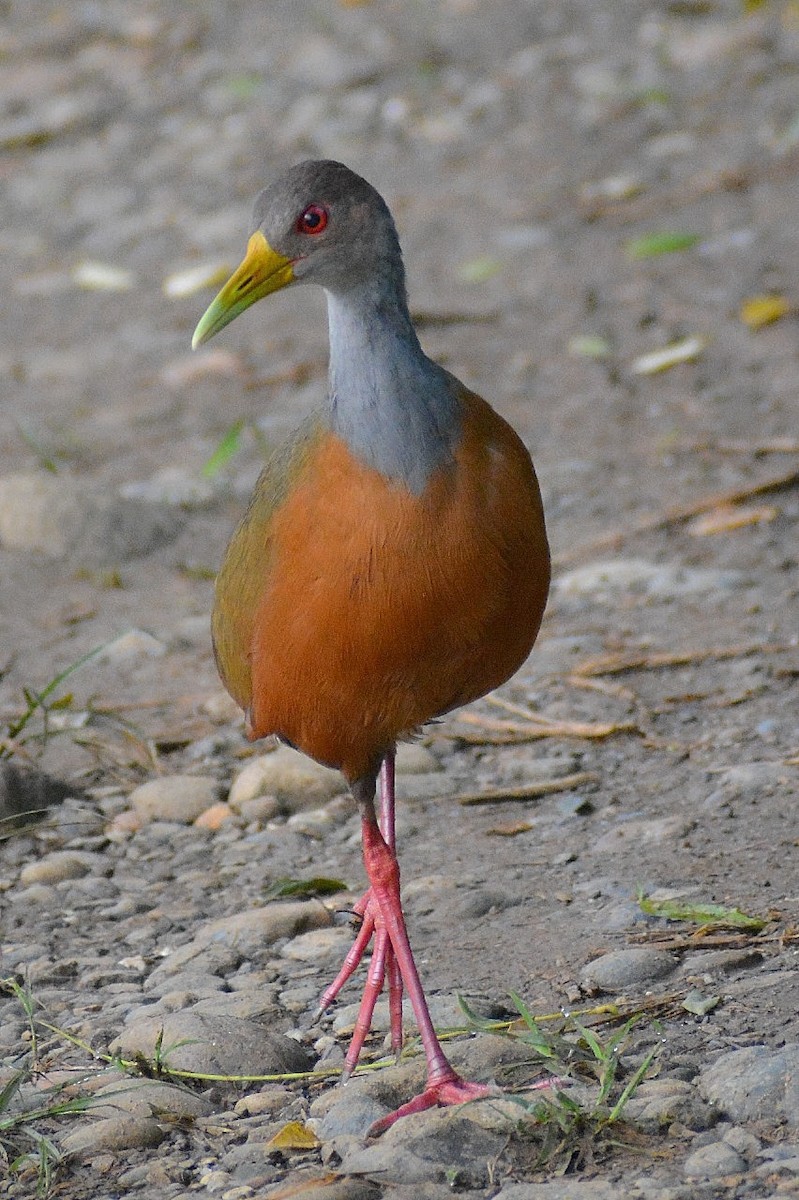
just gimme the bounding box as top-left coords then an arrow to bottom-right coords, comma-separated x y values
326,281 -> 461,494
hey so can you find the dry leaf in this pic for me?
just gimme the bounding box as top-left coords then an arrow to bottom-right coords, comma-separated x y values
739,294 -> 790,329
631,336 -> 704,375
266,1120 -> 320,1151
485,821 -> 534,837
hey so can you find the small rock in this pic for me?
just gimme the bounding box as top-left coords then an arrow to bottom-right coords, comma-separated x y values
194,801 -> 235,831
74,496 -> 183,564
6,883 -> 57,906
0,471 -> 89,555
191,992 -> 281,1021
227,747 -> 345,813
623,1078 -> 717,1133
285,33 -> 385,89
683,1140 -> 746,1179
193,900 -> 332,953
61,1115 -> 165,1158
234,1086 -> 293,1117
680,947 -> 762,977
338,1107 -> 508,1185
591,815 -> 691,854
143,940 -> 241,990
237,794 -> 283,824
582,948 -> 678,993
394,744 -> 441,774
723,1125 -> 761,1159
111,1011 -> 310,1076
448,1031 -> 554,1082
199,1169 -> 233,1195
203,690 -> 243,723
89,1077 -> 214,1120
285,805 -> 340,836
314,1091 -> 392,1140
19,850 -> 97,886
129,774 -> 219,824
98,629 -> 167,664
699,1044 -> 799,1124
281,926 -> 353,963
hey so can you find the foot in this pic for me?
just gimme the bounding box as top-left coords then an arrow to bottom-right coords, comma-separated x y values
368,1071 -> 494,1137
320,756 -> 503,1135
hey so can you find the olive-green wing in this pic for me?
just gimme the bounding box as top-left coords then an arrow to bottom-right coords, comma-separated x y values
211,415 -> 326,713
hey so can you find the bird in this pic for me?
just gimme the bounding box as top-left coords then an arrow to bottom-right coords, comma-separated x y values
192,159 -> 550,1134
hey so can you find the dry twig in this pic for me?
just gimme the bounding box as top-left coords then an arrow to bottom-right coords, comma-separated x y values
454,771 -> 598,806
555,464 -> 799,566
573,642 -> 790,678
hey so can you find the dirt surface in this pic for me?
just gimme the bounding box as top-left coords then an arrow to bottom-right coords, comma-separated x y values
1,1 -> 799,1197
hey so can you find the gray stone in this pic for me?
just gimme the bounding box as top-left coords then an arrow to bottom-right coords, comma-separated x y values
60,1115 -> 165,1158
314,1092 -> 392,1140
394,744 -> 442,774
98,630 -> 167,665
19,849 -> 97,885
623,1078 -> 717,1133
89,1076 -> 214,1120
582,948 -> 678,993
228,747 -> 345,814
722,1125 -> 761,1159
281,926 -> 353,964
7,883 -> 57,906
338,1107 -> 507,1185
683,1140 -> 746,1179
74,496 -> 183,564
193,900 -> 332,953
144,939 -> 241,990
0,471 -> 89,555
110,1011 -> 310,1076
191,992 -> 281,1021
233,1085 -> 294,1116
699,1044 -> 799,1124
591,815 -> 691,854
128,774 -> 219,824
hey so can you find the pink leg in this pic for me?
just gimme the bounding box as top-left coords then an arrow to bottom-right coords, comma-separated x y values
378,755 -> 404,1058
318,754 -> 404,1064
354,767 -> 492,1136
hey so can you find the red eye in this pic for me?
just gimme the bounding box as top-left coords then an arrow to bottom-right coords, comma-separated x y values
296,204 -> 329,235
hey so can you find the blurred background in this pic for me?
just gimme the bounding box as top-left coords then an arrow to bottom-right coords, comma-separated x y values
1,0 -> 798,775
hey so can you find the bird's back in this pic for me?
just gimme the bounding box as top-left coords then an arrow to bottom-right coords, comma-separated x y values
212,381 -> 549,782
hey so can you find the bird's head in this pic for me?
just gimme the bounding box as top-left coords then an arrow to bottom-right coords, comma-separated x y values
192,160 -> 403,348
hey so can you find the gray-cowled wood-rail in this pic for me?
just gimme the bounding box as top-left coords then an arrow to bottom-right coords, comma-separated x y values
193,160 -> 550,1133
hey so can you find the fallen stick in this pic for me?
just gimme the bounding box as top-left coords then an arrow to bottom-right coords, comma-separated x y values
573,642 -> 791,678
453,710 -> 637,741
454,771 -> 598,806
554,464 -> 799,566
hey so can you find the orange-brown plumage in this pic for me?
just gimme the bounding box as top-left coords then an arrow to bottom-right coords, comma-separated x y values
193,160 -> 551,1133
213,384 -> 548,782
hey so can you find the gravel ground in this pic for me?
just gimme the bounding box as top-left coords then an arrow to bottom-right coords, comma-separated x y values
1,1 -> 798,1197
